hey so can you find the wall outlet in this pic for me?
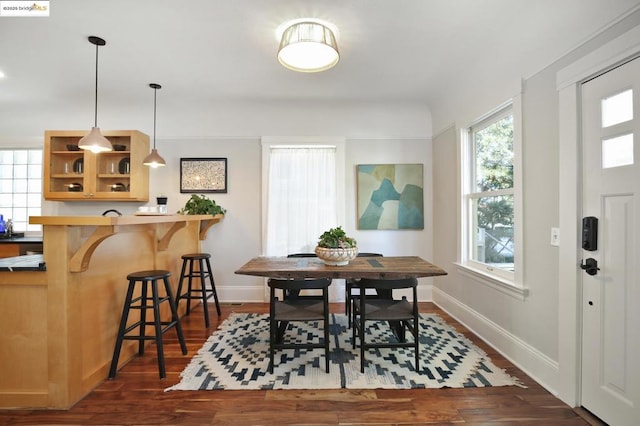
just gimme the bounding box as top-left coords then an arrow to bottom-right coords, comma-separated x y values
550,227 -> 560,246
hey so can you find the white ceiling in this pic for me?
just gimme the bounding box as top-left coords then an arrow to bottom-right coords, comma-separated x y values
1,0 -> 639,139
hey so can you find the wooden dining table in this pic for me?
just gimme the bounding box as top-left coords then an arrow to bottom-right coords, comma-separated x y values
234,255 -> 448,280
236,255 -> 447,342
235,255 -> 447,344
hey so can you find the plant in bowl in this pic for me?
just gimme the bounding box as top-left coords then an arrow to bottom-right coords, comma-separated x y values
315,226 -> 358,266
177,194 -> 226,216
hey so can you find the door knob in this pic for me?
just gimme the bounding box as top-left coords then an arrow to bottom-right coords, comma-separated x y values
580,258 -> 600,276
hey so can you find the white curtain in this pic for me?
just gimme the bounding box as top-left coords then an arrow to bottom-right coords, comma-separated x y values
265,146 -> 337,256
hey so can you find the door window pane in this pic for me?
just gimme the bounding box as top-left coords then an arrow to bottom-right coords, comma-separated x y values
602,89 -> 633,128
602,133 -> 634,168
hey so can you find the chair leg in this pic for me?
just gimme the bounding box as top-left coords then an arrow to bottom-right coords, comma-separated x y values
324,290 -> 330,373
345,284 -> 351,327
138,280 -> 148,355
197,259 -> 211,328
186,259 -> 195,314
204,257 -> 221,316
150,279 -> 166,379
163,276 -> 188,355
175,258 -> 188,310
109,281 -> 136,379
359,295 -> 366,373
352,301 -> 357,350
269,288 -> 275,374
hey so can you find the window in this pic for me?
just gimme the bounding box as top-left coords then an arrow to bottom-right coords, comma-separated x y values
0,149 -> 43,233
462,102 -> 522,289
262,142 -> 342,256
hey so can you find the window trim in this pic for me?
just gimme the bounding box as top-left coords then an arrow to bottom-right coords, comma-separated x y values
459,96 -> 525,297
260,136 -> 346,255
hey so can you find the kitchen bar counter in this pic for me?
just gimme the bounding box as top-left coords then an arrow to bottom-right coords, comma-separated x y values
0,214 -> 223,409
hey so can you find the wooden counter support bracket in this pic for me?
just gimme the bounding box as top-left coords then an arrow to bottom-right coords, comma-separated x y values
69,226 -> 117,272
199,215 -> 223,240
158,221 -> 187,251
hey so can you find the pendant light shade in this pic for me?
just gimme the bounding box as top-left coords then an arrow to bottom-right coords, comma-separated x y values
278,21 -> 339,73
143,83 -> 166,168
78,36 -> 113,153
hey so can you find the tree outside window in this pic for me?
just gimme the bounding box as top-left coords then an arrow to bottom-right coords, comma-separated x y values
469,110 -> 514,271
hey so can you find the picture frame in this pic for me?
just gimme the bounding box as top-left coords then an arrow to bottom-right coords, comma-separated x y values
180,157 -> 228,193
356,163 -> 424,230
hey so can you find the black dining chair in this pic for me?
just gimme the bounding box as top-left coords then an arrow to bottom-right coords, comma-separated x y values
284,253 -> 319,299
351,277 -> 420,373
345,253 -> 383,326
267,277 -> 331,374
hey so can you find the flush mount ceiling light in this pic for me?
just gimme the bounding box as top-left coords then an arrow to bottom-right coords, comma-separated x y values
143,83 -> 166,168
78,36 -> 113,153
277,20 -> 339,72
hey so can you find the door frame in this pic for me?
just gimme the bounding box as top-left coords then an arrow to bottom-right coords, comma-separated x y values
556,24 -> 640,407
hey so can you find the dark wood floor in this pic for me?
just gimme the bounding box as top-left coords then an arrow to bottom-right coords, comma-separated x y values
1,302 -> 605,425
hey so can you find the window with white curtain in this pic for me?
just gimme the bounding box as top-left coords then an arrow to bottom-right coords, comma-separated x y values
265,146 -> 337,256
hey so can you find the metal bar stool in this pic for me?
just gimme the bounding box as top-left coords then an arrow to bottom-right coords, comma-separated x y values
176,253 -> 221,328
109,270 -> 187,379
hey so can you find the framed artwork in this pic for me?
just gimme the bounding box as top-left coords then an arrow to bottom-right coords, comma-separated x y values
180,158 -> 228,193
357,163 -> 424,230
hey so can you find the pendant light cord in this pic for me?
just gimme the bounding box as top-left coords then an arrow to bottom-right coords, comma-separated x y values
93,42 -> 99,127
153,87 -> 157,149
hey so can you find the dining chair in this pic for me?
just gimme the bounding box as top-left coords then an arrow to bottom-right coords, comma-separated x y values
351,277 -> 420,373
284,253 -> 319,299
268,277 -> 331,373
345,253 -> 383,326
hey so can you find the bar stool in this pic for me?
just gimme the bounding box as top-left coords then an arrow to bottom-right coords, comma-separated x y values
109,270 -> 187,379
176,253 -> 221,328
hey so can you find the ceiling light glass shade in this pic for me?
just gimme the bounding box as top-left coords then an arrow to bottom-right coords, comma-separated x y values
278,21 -> 339,72
78,127 -> 113,153
143,148 -> 166,168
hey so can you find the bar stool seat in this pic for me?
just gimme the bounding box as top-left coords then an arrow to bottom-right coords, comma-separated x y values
109,270 -> 187,379
176,253 -> 221,328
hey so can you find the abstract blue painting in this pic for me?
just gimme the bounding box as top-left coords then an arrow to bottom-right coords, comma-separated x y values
357,164 -> 424,230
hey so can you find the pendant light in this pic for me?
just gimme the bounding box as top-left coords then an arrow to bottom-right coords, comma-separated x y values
78,36 -> 113,153
143,83 -> 166,168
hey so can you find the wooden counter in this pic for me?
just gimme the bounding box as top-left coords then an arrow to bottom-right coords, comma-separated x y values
0,214 -> 222,409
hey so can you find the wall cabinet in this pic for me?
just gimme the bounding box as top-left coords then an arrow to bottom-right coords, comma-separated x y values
44,130 -> 150,201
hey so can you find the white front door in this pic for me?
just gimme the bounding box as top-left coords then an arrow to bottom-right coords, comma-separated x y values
580,56 -> 640,426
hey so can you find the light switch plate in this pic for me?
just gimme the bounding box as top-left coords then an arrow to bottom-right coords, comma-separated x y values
551,227 -> 560,246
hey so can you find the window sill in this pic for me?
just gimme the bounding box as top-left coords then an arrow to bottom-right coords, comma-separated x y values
454,262 -> 528,301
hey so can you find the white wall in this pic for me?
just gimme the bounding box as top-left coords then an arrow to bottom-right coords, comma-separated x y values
346,138 -> 434,300
431,11 -> 640,398
5,100 -> 434,302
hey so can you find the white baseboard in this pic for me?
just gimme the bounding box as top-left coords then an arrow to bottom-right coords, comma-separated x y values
432,286 -> 560,395
218,286 -> 266,303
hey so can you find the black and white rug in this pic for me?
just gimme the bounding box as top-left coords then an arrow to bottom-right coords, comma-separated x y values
165,313 -> 524,391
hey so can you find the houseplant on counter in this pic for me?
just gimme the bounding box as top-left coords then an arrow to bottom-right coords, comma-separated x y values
315,226 -> 358,266
177,194 -> 226,216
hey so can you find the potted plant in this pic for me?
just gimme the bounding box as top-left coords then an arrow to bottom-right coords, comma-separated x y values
177,194 -> 226,216
315,226 -> 358,266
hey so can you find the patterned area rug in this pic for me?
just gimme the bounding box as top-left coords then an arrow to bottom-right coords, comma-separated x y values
165,313 -> 524,391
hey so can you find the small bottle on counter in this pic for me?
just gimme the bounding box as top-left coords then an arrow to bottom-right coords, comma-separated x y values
5,219 -> 13,237
0,214 -> 5,234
